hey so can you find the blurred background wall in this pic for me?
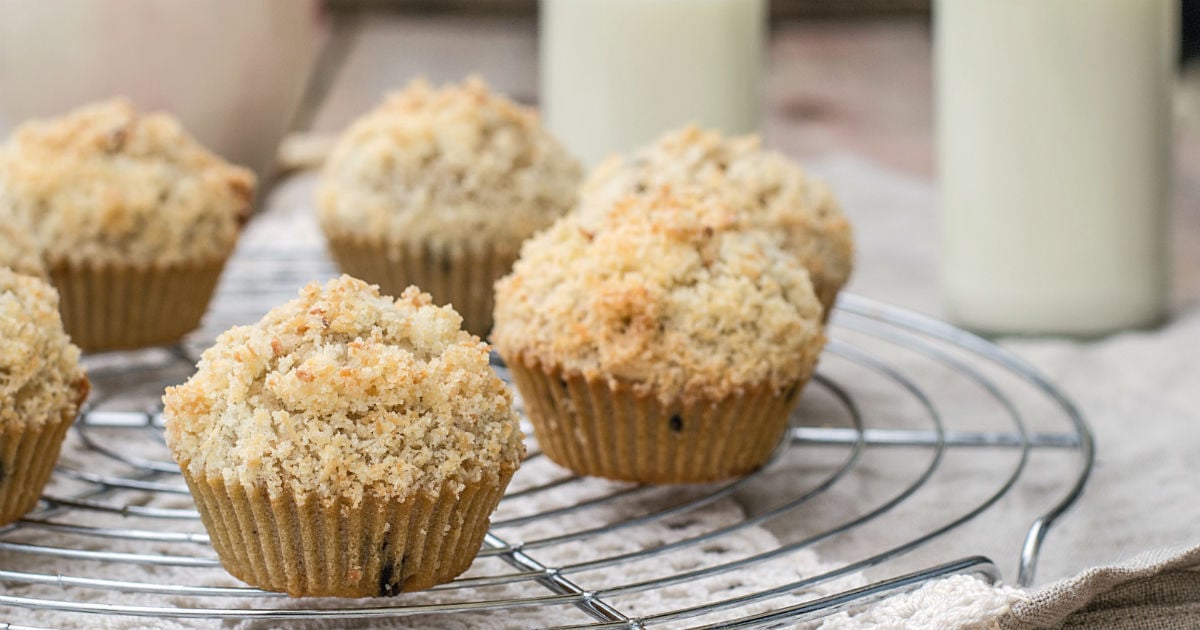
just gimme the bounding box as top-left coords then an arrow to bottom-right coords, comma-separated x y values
327,0 -> 1198,62
328,0 -> 931,17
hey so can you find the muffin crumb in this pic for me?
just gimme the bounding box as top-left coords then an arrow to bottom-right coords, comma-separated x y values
0,269 -> 85,428
164,275 -> 524,508
0,98 -> 255,265
493,187 -> 826,404
0,222 -> 44,278
317,77 -> 581,247
580,125 -> 853,310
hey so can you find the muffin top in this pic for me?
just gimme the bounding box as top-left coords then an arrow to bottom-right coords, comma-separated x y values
492,187 -> 826,404
0,221 -> 45,277
0,99 -> 255,265
317,77 -> 582,247
580,125 -> 853,308
0,269 -> 86,429
163,275 -> 524,508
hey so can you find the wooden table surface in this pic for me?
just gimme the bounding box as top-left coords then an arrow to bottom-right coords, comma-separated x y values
305,13 -> 1200,313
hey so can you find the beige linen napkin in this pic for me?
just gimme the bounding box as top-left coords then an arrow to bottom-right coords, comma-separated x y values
999,545 -> 1200,630
813,546 -> 1200,629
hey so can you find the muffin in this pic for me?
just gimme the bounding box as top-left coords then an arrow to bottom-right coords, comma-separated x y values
0,221 -> 45,278
0,268 -> 89,526
317,77 -> 582,336
580,125 -> 853,317
163,275 -> 524,596
493,187 -> 826,483
0,99 -> 256,351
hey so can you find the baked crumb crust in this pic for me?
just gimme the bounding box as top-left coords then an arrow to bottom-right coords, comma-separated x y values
164,276 -> 524,508
317,77 -> 581,247
580,125 -> 854,310
0,222 -> 44,277
0,269 -> 85,429
0,99 -> 255,265
492,187 -> 826,404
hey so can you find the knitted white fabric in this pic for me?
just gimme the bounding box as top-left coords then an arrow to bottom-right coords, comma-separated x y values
814,576 -> 1022,630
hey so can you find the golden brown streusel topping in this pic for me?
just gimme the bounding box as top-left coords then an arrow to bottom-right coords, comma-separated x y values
317,77 -> 582,247
492,188 -> 826,404
0,99 -> 255,265
0,269 -> 85,428
580,125 -> 854,309
163,276 -> 524,507
0,220 -> 45,277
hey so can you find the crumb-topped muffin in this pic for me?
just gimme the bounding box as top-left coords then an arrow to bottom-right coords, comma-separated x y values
317,76 -> 581,335
0,268 -> 88,525
493,187 -> 825,483
164,275 -> 524,596
580,125 -> 853,317
0,221 -> 44,278
0,99 -> 256,351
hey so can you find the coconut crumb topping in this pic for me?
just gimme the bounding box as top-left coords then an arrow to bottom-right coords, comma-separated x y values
0,221 -> 45,278
317,77 -> 582,247
492,187 -> 826,404
0,99 -> 255,265
0,269 -> 85,429
580,125 -> 854,309
163,276 -> 524,507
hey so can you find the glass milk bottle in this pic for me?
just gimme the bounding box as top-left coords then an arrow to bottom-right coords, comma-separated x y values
540,0 -> 765,166
937,0 -> 1177,335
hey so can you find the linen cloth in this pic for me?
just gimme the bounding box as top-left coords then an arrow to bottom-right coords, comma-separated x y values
1000,545 -> 1200,630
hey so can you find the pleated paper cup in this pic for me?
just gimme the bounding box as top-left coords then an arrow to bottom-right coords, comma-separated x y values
813,276 -> 840,323
0,378 -> 89,526
180,467 -> 515,597
506,357 -> 804,484
47,256 -> 229,352
325,232 -> 518,338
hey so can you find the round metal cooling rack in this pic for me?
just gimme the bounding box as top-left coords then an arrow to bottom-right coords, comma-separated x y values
0,247 -> 1094,628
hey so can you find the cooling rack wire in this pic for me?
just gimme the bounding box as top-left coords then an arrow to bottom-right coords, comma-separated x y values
0,246 -> 1093,629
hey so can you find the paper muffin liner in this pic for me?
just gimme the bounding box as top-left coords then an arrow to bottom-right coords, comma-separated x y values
47,257 -> 229,352
813,276 -> 841,323
506,357 -> 805,484
180,467 -> 515,597
0,378 -> 89,526
325,232 -> 518,337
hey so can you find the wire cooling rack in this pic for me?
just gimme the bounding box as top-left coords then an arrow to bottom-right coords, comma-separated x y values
0,247 -> 1093,628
